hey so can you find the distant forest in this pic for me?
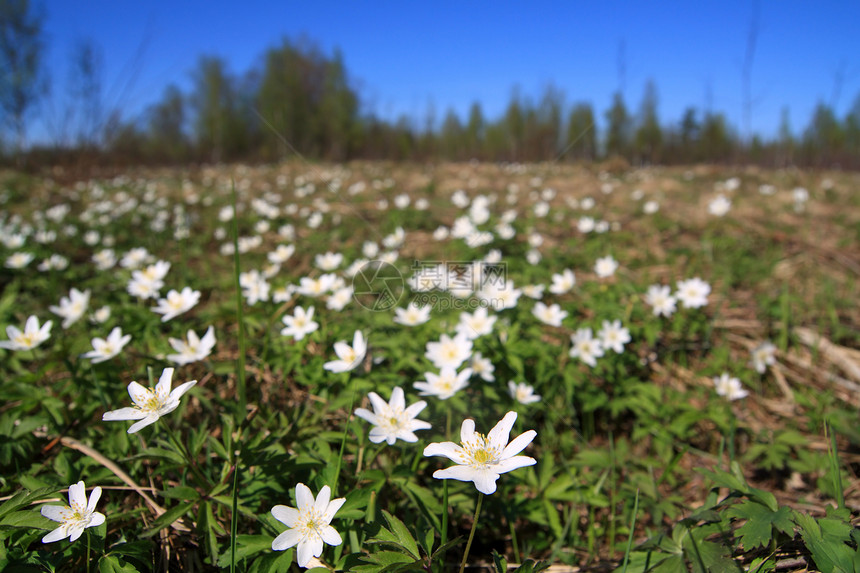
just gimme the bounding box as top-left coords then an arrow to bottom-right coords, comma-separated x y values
2,1 -> 860,169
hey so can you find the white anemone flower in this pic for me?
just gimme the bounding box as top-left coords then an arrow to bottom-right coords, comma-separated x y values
644,284 -> 677,317
83,327 -> 131,363
713,372 -> 748,401
40,481 -> 106,543
393,302 -> 431,326
414,366 -> 472,400
598,320 -> 631,354
569,328 -> 604,367
594,256 -> 619,278
675,277 -> 711,309
0,315 -> 52,351
102,367 -> 197,433
166,326 -> 216,365
271,484 -> 345,568
49,287 -> 90,329
549,269 -> 576,294
750,341 -> 777,374
354,387 -> 431,445
281,306 -> 319,340
532,302 -> 567,327
425,333 -> 473,370
152,287 -> 201,322
508,381 -> 541,405
423,411 -> 536,495
323,330 -> 367,373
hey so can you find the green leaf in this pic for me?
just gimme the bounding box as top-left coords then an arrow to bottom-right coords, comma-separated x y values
727,501 -> 793,549
98,554 -> 140,573
381,510 -> 419,559
140,501 -> 195,538
0,487 -> 57,520
0,510 -> 50,529
216,535 -> 272,567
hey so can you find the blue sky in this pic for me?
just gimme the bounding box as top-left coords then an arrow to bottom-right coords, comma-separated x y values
39,1 -> 860,140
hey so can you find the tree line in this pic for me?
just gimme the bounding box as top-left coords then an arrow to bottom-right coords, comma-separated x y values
2,0 -> 860,169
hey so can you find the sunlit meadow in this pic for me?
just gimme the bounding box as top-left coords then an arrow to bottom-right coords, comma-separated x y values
1,162 -> 859,572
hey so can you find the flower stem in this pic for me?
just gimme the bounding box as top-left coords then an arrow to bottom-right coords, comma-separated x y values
459,492 -> 484,573
333,373 -> 358,496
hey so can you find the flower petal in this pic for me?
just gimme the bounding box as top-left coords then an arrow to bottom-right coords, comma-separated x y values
89,511 -> 106,527
388,387 -> 405,410
404,400 -> 427,418
423,441 -> 462,461
294,483 -> 314,511
155,367 -> 175,400
323,496 -> 346,522
103,407 -> 147,421
127,382 -> 151,406
366,392 -> 388,415
272,528 -> 302,551
127,414 -> 159,433
271,505 -> 299,527
487,411 -> 518,450
42,525 -> 69,543
314,486 -> 331,515
353,408 -> 378,425
87,487 -> 102,513
320,524 -> 342,546
68,481 -> 86,508
501,430 -> 537,460
40,505 -> 71,522
495,455 -> 536,474
459,418 -> 476,443
169,380 -> 197,401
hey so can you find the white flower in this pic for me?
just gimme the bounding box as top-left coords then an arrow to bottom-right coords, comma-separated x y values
414,366 -> 472,400
425,333 -> 473,370
91,306 -> 111,324
598,320 -> 631,354
167,326 -> 216,365
5,252 -> 33,268
393,302 -> 431,326
455,307 -> 497,340
644,284 -> 677,317
594,256 -> 619,279
522,284 -> 545,300
713,372 -> 748,400
281,306 -> 319,340
49,288 -> 90,329
549,269 -> 576,294
423,411 -> 536,495
323,330 -> 367,373
315,251 -> 343,271
83,327 -> 131,363
470,352 -> 495,382
92,249 -> 117,270
152,287 -> 201,322
271,484 -> 345,567
708,194 -> 732,217
478,282 -> 521,310
40,481 -> 105,543
0,315 -> 52,351
354,387 -> 431,445
569,328 -> 604,367
268,244 -> 296,265
326,286 -> 353,311
102,367 -> 197,433
296,274 -> 337,297
508,381 -> 541,405
532,302 -> 567,327
750,341 -> 776,374
676,277 -> 711,309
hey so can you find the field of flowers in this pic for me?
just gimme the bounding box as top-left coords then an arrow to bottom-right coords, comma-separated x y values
1,161 -> 859,572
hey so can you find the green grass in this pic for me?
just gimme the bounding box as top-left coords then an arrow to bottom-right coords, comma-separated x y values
0,162 -> 858,572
